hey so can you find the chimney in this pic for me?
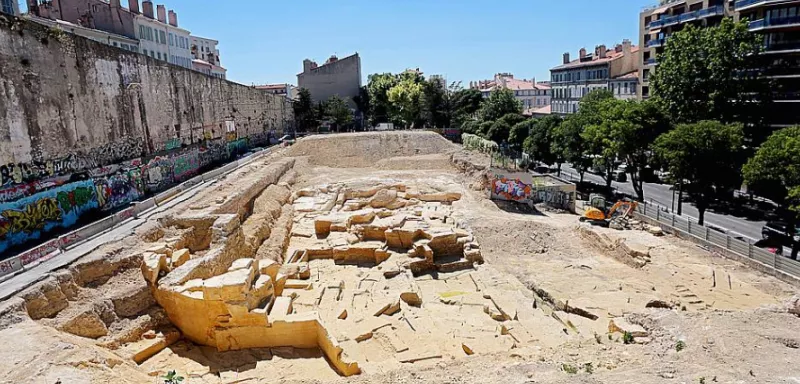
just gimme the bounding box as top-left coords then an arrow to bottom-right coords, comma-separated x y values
615,43 -> 622,53
142,1 -> 154,18
110,0 -> 120,8
563,52 -> 570,64
129,0 -> 140,14
622,39 -> 632,55
157,4 -> 167,23
168,10 -> 178,27
303,59 -> 314,72
579,48 -> 587,59
598,45 -> 607,59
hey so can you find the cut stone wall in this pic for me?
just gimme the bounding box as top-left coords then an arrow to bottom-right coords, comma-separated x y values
0,16 -> 292,254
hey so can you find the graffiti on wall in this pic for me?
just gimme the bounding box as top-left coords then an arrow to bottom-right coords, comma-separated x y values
94,169 -> 145,211
0,180 -> 99,254
491,173 -> 575,211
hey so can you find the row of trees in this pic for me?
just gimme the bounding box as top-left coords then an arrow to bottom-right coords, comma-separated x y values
293,89 -> 353,132
457,18 -> 799,227
359,72 -> 484,129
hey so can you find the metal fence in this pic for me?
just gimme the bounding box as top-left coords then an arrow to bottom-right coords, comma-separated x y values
636,201 -> 800,281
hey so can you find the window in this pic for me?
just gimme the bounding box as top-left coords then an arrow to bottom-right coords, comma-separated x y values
121,44 -> 129,50
112,42 -> 118,47
160,31 -> 166,45
157,52 -> 161,60
169,33 -> 174,46
139,25 -> 145,39
147,27 -> 153,41
624,82 -> 628,93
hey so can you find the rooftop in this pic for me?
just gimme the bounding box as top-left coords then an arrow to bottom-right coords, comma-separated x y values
551,45 -> 639,71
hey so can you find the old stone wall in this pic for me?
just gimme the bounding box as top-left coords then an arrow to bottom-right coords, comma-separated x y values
0,16 -> 292,255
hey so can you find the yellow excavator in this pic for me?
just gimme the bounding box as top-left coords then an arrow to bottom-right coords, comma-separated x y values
580,194 -> 638,227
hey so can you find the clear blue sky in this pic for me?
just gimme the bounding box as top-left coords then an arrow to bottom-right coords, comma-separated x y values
67,0 -> 656,85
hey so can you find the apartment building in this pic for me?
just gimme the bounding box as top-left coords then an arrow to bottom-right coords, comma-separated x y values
134,2 -> 192,69
25,15 -> 140,53
550,41 -> 639,115
735,0 -> 800,127
255,84 -> 297,100
638,0 -> 734,98
470,74 -> 552,110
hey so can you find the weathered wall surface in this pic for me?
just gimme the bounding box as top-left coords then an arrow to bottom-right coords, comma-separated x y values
490,169 -> 576,211
0,16 -> 292,255
297,54 -> 361,106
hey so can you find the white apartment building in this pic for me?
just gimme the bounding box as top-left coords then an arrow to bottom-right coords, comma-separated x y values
190,35 -> 226,79
471,74 -> 552,110
134,2 -> 191,69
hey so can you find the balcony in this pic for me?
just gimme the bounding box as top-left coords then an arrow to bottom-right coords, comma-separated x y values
735,0 -> 790,12
749,16 -> 800,31
646,38 -> 665,47
764,41 -> 800,53
645,58 -> 659,66
698,5 -> 725,18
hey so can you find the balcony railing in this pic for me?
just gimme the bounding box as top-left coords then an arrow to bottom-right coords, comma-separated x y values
645,58 -> 658,66
750,16 -> 800,31
698,5 -> 725,18
734,0 -> 785,11
764,41 -> 800,53
646,38 -> 665,47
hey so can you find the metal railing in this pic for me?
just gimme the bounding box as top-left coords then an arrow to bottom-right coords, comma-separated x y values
646,38 -> 664,47
735,0 -> 783,10
635,201 -> 800,281
645,58 -> 658,65
750,16 -> 800,30
698,5 -> 725,18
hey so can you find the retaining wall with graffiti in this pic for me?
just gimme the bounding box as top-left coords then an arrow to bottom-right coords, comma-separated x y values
0,16 -> 291,256
490,169 -> 576,212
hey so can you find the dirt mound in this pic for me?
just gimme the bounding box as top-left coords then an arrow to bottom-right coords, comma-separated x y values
286,131 -> 458,168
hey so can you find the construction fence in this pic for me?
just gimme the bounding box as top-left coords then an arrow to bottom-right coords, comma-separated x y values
634,201 -> 800,285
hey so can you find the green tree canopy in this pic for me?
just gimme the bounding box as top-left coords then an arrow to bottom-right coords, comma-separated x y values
366,73 -> 399,126
451,88 -> 484,127
488,113 -> 525,144
478,121 -> 494,138
523,115 -> 563,167
651,18 -> 770,142
509,120 -> 534,147
552,115 -> 592,182
323,95 -> 353,131
461,120 -> 480,135
655,121 -> 745,225
479,88 -> 521,122
293,88 -> 317,132
743,126 -> 800,216
419,78 -> 449,128
387,77 -> 424,128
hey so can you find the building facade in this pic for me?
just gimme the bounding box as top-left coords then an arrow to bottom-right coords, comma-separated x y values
255,84 -> 297,100
550,41 -> 639,115
190,36 -> 226,79
1,0 -> 19,15
297,53 -> 362,106
638,0 -> 733,98
25,15 -> 140,53
27,0 -> 136,38
735,0 -> 800,127
134,2 -> 192,69
470,74 -> 552,110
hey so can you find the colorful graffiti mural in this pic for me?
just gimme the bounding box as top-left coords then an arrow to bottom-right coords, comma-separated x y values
0,180 -> 99,254
0,130 -> 273,256
490,172 -> 576,211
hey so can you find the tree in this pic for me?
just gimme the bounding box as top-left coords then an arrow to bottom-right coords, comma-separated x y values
509,120 -> 534,147
387,77 -> 424,128
488,113 -> 525,144
574,90 -> 617,186
651,18 -> 771,143
655,121 -> 745,225
419,78 -> 449,128
478,121 -> 494,138
743,126 -> 800,233
552,115 -> 592,183
583,98 -> 670,197
524,115 -> 562,167
323,95 -> 353,131
479,88 -> 521,122
293,88 -> 317,132
353,86 -> 371,129
366,73 -> 399,126
451,88 -> 484,127
461,120 -> 480,135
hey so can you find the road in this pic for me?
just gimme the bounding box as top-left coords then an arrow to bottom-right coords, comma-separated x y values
558,165 -> 766,241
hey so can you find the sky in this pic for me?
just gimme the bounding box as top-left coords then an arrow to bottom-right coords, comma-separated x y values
67,0 -> 655,86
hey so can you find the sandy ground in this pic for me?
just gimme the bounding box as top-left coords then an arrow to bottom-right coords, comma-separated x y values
0,132 -> 798,383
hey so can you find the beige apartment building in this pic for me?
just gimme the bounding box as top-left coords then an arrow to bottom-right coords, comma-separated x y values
638,0 -> 734,99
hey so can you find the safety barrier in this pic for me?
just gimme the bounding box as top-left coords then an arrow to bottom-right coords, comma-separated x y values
634,201 -> 800,285
0,145 -> 279,281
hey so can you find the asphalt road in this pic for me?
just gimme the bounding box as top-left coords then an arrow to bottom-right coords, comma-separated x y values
558,165 -> 766,242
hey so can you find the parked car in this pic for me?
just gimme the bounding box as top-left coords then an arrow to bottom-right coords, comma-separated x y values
761,221 -> 800,249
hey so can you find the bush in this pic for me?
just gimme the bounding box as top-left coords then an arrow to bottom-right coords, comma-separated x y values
462,133 -> 499,154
